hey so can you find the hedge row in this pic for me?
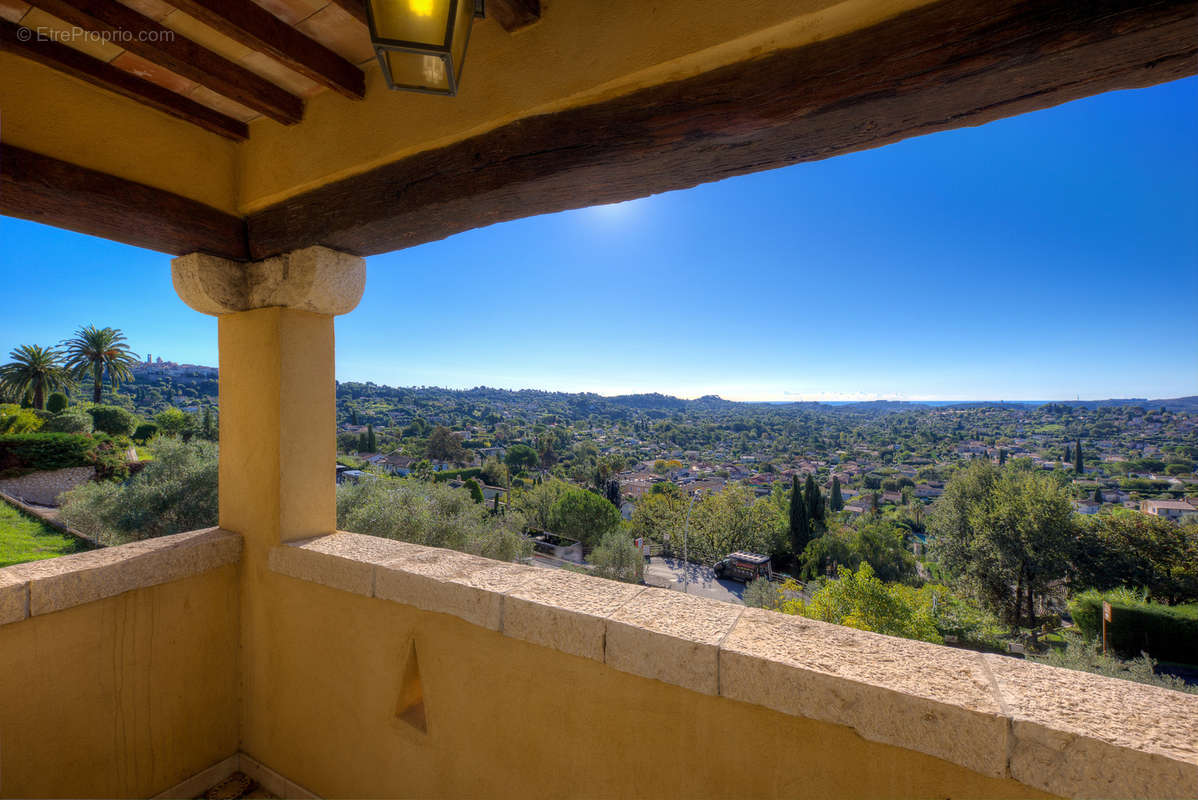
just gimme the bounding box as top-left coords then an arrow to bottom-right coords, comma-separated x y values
0,434 -> 98,477
433,467 -> 482,483
1070,590 -> 1198,665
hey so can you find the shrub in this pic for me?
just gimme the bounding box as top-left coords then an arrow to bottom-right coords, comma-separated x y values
744,576 -> 782,610
0,433 -> 95,476
42,409 -> 94,434
87,405 -> 136,437
90,436 -> 132,481
590,529 -> 644,584
0,405 -> 44,434
785,563 -> 942,644
336,477 -> 531,562
1028,632 -> 1195,694
463,478 -> 484,503
1069,589 -> 1198,664
154,407 -> 193,438
58,438 -> 217,545
132,423 -> 158,443
46,392 -> 68,414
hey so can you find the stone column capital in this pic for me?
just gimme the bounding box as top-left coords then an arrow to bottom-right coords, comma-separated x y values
172,246 -> 365,316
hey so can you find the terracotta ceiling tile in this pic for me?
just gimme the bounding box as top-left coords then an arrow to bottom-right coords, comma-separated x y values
110,50 -> 197,94
19,7 -> 123,62
238,50 -> 324,98
189,85 -> 260,122
114,0 -> 174,23
0,0 -> 30,25
249,0 -> 328,27
161,8 -> 254,63
295,3 -> 373,64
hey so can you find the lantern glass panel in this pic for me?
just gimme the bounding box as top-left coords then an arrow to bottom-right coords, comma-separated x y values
382,50 -> 452,93
372,0 -> 453,47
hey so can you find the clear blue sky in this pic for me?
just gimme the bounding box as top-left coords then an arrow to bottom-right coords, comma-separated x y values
2,77 -> 1196,402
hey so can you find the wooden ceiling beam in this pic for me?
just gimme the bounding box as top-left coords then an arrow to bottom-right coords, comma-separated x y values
245,0 -> 1198,260
488,0 -> 540,32
25,0 -> 304,124
0,19 -> 247,140
327,0 -> 540,32
1,145 -> 249,259
166,0 -> 365,99
325,0 -> 367,26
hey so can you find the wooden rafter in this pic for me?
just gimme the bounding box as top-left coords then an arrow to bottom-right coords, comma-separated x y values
165,0 -> 365,99
25,0 -> 304,124
488,0 -> 540,32
0,145 -> 248,259
0,19 -> 247,140
244,0 -> 1198,259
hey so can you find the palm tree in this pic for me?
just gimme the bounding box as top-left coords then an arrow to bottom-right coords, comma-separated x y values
0,345 -> 73,410
61,325 -> 139,403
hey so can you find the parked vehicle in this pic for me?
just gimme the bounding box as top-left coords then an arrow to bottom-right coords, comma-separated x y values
713,551 -> 772,583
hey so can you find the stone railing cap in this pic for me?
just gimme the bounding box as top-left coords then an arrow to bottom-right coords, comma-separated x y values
0,527 -> 242,624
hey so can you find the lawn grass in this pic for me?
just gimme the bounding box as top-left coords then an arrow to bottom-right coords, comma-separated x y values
0,501 -> 88,568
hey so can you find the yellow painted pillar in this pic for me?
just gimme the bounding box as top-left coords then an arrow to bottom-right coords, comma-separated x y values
173,246 -> 365,757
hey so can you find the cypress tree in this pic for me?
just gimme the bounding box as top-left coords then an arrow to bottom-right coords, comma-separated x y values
804,474 -> 824,525
829,476 -> 844,512
1094,487 -> 1104,504
366,424 -> 376,453
357,432 -> 368,452
788,475 -> 810,555
1064,444 -> 1071,463
605,478 -> 621,507
1074,439 -> 1083,474
998,449 -> 1007,466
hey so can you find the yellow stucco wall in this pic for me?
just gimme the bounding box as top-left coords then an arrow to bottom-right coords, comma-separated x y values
241,572 -> 1054,799
0,566 -> 240,798
0,53 -> 239,215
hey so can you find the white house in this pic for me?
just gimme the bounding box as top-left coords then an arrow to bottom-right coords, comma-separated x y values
1140,499 -> 1197,522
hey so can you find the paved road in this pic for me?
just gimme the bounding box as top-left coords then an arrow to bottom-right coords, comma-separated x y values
643,556 -> 746,604
529,553 -> 750,606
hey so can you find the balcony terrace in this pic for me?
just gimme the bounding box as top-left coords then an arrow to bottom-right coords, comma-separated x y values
2,0 -> 1197,796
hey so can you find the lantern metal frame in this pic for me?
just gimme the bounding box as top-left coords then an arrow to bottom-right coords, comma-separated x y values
365,0 -> 486,96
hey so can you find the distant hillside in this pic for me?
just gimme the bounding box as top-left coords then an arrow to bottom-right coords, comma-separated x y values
120,362 -> 1197,415
1053,396 -> 1198,412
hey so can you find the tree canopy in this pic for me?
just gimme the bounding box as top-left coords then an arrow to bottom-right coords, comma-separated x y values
930,460 -> 1074,627
0,345 -> 72,410
61,326 -> 138,403
550,487 -> 621,548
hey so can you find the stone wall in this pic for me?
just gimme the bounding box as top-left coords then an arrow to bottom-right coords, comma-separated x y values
0,466 -> 95,506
